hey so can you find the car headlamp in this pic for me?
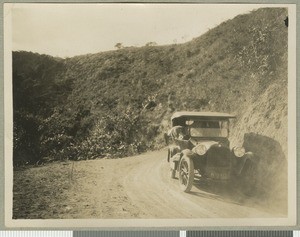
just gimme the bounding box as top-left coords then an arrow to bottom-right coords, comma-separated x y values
193,144 -> 207,156
233,147 -> 245,157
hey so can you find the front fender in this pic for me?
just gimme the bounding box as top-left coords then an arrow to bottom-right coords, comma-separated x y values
181,149 -> 195,158
172,149 -> 196,172
170,145 -> 180,156
170,149 -> 196,171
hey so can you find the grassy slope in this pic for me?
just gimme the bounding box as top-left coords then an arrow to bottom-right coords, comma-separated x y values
13,8 -> 288,163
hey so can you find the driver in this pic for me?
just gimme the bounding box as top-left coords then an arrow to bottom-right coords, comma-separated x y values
168,126 -> 189,140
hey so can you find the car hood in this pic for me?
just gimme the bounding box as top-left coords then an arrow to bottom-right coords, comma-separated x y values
190,140 -> 219,150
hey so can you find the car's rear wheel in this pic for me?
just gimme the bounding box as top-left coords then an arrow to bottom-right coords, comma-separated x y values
178,156 -> 194,192
167,149 -> 170,162
170,168 -> 176,179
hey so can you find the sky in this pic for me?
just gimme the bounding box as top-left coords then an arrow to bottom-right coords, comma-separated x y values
10,4 -> 261,58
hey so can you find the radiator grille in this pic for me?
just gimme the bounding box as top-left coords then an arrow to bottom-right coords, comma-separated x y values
205,145 -> 231,179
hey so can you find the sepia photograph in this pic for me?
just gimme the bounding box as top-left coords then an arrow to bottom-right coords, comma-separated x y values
4,3 -> 296,227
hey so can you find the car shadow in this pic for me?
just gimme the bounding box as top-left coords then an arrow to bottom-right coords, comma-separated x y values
190,177 -> 245,205
172,174 -> 245,205
190,174 -> 286,215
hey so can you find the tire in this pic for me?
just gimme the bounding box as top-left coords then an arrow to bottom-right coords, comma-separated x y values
170,168 -> 176,179
178,156 -> 194,192
239,159 -> 257,196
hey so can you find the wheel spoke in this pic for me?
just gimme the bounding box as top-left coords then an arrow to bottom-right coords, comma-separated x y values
181,161 -> 188,173
181,169 -> 187,175
183,162 -> 188,172
182,175 -> 187,185
180,161 -> 190,186
178,157 -> 194,191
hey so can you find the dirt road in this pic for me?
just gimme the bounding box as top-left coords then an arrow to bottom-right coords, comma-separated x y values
13,149 -> 286,219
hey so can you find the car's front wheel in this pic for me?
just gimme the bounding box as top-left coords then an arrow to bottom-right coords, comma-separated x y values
178,156 -> 194,192
239,159 -> 258,196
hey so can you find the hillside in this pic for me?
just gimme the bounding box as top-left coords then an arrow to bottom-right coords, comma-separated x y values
13,8 -> 288,166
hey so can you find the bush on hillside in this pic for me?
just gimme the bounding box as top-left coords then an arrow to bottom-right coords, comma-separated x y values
12,8 -> 288,165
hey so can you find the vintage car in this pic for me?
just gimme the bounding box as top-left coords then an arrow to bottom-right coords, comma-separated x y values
166,111 -> 258,193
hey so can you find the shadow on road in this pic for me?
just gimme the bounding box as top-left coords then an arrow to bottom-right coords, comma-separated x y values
191,178 -> 245,205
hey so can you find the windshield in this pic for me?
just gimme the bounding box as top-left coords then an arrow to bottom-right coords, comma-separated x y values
188,120 -> 229,138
